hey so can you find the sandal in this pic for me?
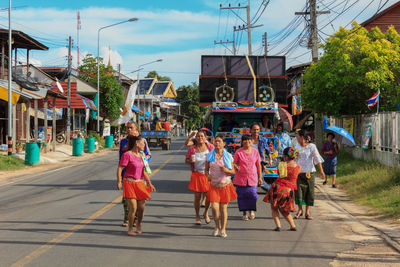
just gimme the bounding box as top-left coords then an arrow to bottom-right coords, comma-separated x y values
290,227 -> 297,231
273,227 -> 281,231
242,215 -> 249,221
195,218 -> 202,225
204,215 -> 211,224
249,211 -> 256,220
127,231 -> 136,236
220,232 -> 227,238
121,222 -> 128,227
305,214 -> 313,220
212,229 -> 220,237
294,210 -> 303,219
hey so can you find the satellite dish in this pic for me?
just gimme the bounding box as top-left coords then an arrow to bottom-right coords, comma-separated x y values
215,84 -> 234,102
257,85 -> 275,103
56,80 -> 64,93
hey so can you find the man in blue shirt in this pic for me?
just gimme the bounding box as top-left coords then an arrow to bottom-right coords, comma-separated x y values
276,123 -> 291,159
119,121 -> 151,226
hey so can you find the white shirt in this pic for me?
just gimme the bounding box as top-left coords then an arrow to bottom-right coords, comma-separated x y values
295,143 -> 324,173
194,151 -> 208,173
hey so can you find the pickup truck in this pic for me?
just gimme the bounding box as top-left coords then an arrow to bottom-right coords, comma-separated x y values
142,131 -> 171,150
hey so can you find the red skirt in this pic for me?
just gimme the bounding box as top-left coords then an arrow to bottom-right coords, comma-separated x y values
188,172 -> 210,193
209,182 -> 237,203
123,179 -> 151,200
263,182 -> 295,216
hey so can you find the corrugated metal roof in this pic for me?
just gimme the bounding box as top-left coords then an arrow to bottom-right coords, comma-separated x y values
0,79 -> 42,100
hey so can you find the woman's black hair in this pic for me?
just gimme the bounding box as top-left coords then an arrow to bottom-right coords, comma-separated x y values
214,135 -> 226,143
250,122 -> 261,130
127,135 -> 143,151
196,129 -> 208,137
283,147 -> 294,160
241,134 -> 251,147
327,132 -> 335,138
296,129 -> 305,137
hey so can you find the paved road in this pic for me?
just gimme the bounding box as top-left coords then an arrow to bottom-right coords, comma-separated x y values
0,138 -> 359,267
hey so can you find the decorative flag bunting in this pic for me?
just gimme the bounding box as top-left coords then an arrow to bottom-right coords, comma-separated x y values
367,90 -> 379,108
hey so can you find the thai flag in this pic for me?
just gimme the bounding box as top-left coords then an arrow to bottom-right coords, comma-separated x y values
367,90 -> 379,107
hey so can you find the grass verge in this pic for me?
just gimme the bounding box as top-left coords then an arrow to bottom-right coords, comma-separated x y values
0,154 -> 25,171
336,152 -> 400,219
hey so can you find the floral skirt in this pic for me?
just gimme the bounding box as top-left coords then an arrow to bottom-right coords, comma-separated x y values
209,182 -> 237,203
263,182 -> 296,216
123,179 -> 151,200
188,172 -> 210,193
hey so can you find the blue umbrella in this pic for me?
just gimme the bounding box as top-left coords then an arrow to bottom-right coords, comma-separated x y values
325,126 -> 356,147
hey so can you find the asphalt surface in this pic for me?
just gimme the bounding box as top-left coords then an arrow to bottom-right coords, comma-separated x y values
0,138 -> 357,267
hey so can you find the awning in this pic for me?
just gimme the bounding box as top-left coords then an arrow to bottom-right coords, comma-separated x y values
132,104 -> 140,113
79,94 -> 97,110
0,79 -> 42,102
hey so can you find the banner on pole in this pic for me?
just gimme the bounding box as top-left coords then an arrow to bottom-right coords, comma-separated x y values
343,118 -> 354,136
361,117 -> 375,149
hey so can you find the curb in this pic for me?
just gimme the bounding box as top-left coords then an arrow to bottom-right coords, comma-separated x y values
0,148 -> 117,181
316,183 -> 400,253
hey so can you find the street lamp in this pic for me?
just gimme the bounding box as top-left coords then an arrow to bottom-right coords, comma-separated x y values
136,59 -> 162,121
97,17 -> 138,133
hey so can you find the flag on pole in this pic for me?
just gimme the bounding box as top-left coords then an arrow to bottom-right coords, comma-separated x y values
367,90 -> 379,108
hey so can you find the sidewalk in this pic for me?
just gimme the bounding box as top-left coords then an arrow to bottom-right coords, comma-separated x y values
0,144 -> 116,180
316,179 -> 400,253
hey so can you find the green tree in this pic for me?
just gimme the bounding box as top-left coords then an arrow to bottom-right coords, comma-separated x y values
302,23 -> 400,116
176,82 -> 207,130
78,54 -> 124,120
145,70 -> 171,81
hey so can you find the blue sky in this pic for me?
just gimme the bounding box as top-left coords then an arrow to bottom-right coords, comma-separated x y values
1,0 -> 398,86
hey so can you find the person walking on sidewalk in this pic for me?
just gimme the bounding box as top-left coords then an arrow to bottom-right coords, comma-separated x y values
205,136 -> 237,238
233,134 -> 262,221
119,121 -> 151,227
322,133 -> 339,188
264,147 -> 301,231
294,129 -> 325,220
117,135 -> 156,236
185,130 -> 214,225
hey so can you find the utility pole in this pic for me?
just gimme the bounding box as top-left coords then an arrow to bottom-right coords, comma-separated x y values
77,11 -> 81,67
295,0 -> 330,62
262,32 -> 268,55
7,0 -> 12,155
214,40 -> 236,55
220,1 -> 263,55
66,36 -> 72,145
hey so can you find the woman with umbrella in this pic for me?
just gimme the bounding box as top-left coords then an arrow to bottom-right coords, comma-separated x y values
322,133 -> 339,188
294,129 -> 325,220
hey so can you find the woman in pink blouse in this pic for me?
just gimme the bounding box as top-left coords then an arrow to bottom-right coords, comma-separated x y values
233,134 -> 262,221
117,135 -> 156,236
205,136 -> 237,238
185,130 -> 214,225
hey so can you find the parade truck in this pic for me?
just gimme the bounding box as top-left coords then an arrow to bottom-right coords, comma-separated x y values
199,55 -> 288,190
141,130 -> 171,150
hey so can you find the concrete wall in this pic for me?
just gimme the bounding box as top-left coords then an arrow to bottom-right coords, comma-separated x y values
344,147 -> 400,168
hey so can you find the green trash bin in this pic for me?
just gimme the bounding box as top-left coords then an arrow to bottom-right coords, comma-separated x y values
25,142 -> 40,165
85,137 -> 95,153
105,136 -> 113,148
72,138 -> 84,156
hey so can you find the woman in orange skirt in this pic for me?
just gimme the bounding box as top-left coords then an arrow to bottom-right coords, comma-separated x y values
117,135 -> 156,236
185,130 -> 214,225
205,136 -> 236,238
